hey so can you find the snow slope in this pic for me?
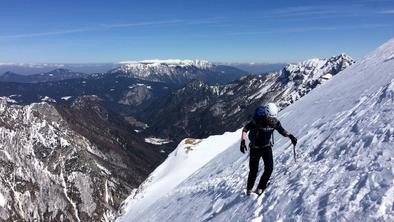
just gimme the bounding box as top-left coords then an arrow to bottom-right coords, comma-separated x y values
118,39 -> 394,222
118,135 -> 241,220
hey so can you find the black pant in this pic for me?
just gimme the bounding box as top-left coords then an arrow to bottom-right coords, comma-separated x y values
247,146 -> 273,190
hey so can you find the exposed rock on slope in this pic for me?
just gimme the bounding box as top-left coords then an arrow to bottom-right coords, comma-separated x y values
0,97 -> 163,221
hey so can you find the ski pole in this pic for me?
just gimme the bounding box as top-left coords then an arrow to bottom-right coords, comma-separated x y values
293,145 -> 296,162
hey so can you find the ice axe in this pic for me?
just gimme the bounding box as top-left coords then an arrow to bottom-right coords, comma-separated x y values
293,144 -> 296,162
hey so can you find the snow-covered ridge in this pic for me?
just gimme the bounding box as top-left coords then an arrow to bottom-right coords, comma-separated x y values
119,59 -> 212,69
244,54 -> 355,109
273,53 -> 354,107
117,39 -> 394,222
283,53 -> 354,82
112,59 -> 217,83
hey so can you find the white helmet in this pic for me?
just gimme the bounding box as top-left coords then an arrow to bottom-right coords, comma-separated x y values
255,103 -> 278,117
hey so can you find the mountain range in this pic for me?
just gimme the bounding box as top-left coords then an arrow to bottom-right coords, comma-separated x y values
0,55 -> 354,143
0,68 -> 89,83
0,61 -> 282,78
0,53 -> 360,221
138,54 -> 354,142
111,59 -> 249,85
0,63 -> 118,75
0,60 -> 249,86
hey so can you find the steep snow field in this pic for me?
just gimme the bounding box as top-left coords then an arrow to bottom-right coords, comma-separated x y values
118,135 -> 241,220
118,39 -> 394,222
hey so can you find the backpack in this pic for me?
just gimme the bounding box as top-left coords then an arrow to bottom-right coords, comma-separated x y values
248,116 -> 276,148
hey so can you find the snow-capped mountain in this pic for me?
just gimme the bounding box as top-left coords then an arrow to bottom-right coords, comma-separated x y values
0,97 -> 163,221
119,59 -> 214,70
278,53 -> 354,106
141,54 -> 354,142
117,39 -> 394,221
111,59 -> 249,85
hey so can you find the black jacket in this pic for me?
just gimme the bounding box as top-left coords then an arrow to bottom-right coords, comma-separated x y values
243,117 -> 288,147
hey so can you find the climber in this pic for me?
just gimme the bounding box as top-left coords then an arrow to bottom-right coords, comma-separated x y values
240,103 -> 297,195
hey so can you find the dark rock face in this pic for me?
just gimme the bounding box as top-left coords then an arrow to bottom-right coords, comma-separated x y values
118,85 -> 153,106
0,97 -> 164,221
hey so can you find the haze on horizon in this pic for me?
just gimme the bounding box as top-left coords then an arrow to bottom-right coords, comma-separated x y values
1,0 -> 394,64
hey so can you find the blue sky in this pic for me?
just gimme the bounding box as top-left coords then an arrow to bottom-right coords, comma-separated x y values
0,0 -> 394,63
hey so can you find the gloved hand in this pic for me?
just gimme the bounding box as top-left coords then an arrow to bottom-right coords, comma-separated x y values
289,134 -> 297,146
240,139 -> 247,153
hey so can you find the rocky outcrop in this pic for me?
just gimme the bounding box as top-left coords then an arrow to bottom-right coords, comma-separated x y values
0,97 -> 163,221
